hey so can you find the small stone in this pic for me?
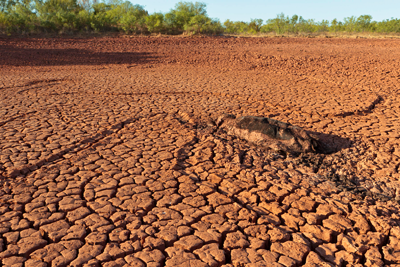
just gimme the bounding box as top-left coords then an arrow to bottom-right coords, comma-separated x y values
217,115 -> 322,153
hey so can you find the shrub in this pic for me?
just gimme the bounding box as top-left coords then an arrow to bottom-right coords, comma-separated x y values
4,1 -> 38,33
224,20 -> 250,34
356,15 -> 372,32
330,18 -> 343,32
87,2 -> 113,31
114,2 -> 147,33
296,17 -> 318,33
164,1 -> 207,33
248,18 -> 263,33
185,14 -> 222,34
1,1 -> 400,36
35,0 -> 82,31
145,12 -> 164,33
375,18 -> 400,33
343,16 -> 357,32
203,18 -> 223,34
265,13 -> 289,34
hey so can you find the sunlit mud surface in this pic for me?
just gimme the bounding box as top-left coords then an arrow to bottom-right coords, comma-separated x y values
1,36 -> 400,266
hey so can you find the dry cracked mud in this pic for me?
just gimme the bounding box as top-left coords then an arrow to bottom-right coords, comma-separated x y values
0,36 -> 400,267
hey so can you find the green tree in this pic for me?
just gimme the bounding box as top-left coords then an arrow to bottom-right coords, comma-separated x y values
224,20 -> 250,34
35,0 -> 83,31
266,13 -> 289,34
2,0 -> 38,32
89,2 -> 113,31
375,18 -> 400,33
184,13 -> 208,34
356,14 -> 372,32
289,14 -> 298,33
318,19 -> 329,32
185,14 -> 222,34
330,18 -> 342,32
116,3 -> 147,33
145,12 -> 163,33
343,16 -> 357,32
0,0 -> 28,13
248,18 -> 262,33
164,1 -> 207,33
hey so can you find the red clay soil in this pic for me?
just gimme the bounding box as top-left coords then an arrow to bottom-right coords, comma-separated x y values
0,36 -> 400,266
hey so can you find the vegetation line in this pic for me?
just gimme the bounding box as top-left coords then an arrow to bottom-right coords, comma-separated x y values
1,0 -> 399,35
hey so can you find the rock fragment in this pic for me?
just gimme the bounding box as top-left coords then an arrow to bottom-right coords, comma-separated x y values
217,114 -> 321,153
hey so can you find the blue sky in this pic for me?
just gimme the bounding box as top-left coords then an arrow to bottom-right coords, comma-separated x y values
138,0 -> 399,23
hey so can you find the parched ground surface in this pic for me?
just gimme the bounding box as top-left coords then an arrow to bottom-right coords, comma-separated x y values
0,36 -> 400,267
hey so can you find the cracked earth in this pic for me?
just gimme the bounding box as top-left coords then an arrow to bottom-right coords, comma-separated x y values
0,36 -> 400,266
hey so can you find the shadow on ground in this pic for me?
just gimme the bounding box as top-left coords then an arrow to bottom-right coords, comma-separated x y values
0,45 -> 157,66
309,130 -> 352,154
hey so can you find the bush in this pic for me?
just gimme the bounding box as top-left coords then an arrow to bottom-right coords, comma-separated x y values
1,1 -> 400,36
3,1 -> 38,33
248,18 -> 263,33
119,8 -> 147,33
296,18 -> 318,33
375,18 -> 400,33
224,20 -> 250,34
330,18 -> 343,32
114,2 -> 147,33
343,16 -> 357,32
35,0 -> 82,31
265,13 -> 288,34
356,15 -> 372,32
89,2 -> 114,31
164,1 -> 207,33
0,11 -> 10,32
185,14 -> 222,34
145,12 -> 164,33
